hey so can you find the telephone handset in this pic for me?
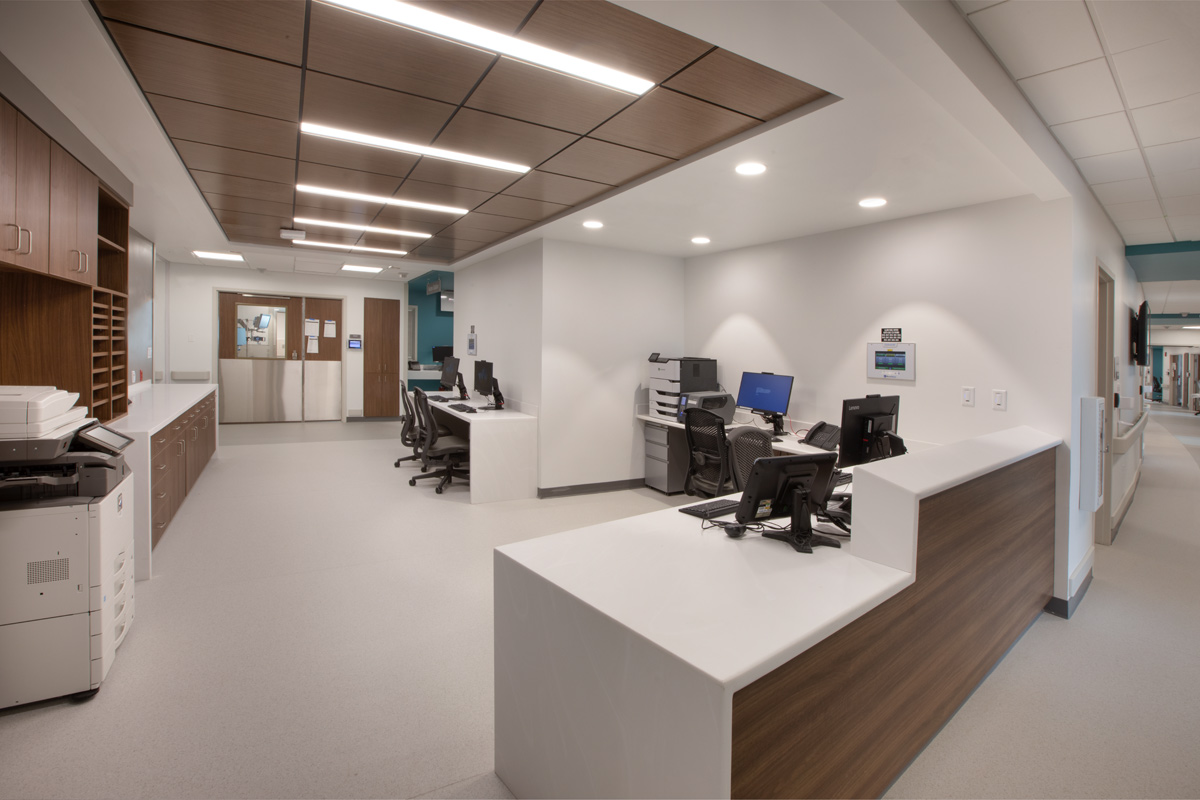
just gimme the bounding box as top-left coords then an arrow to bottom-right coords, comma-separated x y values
803,421 -> 841,451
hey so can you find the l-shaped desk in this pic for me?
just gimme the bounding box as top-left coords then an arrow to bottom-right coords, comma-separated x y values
495,426 -> 1061,798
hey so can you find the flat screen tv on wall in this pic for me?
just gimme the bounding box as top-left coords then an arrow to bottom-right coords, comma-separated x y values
1131,300 -> 1150,366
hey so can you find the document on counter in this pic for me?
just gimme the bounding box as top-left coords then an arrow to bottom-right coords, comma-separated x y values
304,318 -> 319,337
307,336 -> 319,354
323,319 -> 336,338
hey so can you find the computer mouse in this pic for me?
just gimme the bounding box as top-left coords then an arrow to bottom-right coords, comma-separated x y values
724,524 -> 747,539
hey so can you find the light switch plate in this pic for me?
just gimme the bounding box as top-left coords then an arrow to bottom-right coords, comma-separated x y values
962,386 -> 975,407
992,389 -> 1007,411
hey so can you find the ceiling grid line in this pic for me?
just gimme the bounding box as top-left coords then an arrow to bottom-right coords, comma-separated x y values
290,0 -> 316,224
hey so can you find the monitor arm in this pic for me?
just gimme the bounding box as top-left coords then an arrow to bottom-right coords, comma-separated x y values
491,379 -> 505,410
763,487 -> 842,554
761,411 -> 785,436
455,372 -> 469,400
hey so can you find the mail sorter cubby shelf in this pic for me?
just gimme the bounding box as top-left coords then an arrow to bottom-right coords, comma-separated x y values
91,288 -> 128,422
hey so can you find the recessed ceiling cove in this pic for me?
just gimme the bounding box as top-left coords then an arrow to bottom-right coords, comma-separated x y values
96,0 -> 832,264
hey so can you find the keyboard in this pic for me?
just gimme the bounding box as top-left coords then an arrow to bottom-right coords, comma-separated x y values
429,396 -> 450,403
678,498 -> 741,520
449,403 -> 476,413
833,470 -> 852,487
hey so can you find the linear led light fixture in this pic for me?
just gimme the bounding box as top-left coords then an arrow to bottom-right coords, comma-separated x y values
295,184 -> 468,216
342,264 -> 384,273
294,240 -> 408,256
301,122 -> 530,174
294,217 -> 432,239
193,250 -> 244,261
320,0 -> 654,95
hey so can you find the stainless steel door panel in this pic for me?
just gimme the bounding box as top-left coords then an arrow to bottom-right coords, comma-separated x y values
218,359 -> 303,422
303,361 -> 342,421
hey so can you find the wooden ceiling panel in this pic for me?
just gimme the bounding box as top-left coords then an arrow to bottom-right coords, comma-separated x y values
518,0 -> 711,85
107,22 -> 300,121
663,49 -> 830,122
373,205 -> 468,228
434,222 -> 511,243
433,108 -> 578,168
465,57 -> 637,135
221,221 -> 290,241
205,193 -> 295,218
216,208 -> 291,229
475,195 -> 569,221
149,94 -> 297,158
539,137 -> 672,185
292,233 -> 364,249
405,1 -> 537,34
294,204 -> 391,227
591,88 -> 759,159
445,212 -> 534,234
394,178 -> 493,209
291,193 -> 387,219
230,234 -> 292,248
191,170 -> 294,205
356,233 -> 438,252
298,137 -> 419,180
296,162 -> 404,197
306,1 -> 494,105
301,72 -> 456,142
174,140 -> 296,185
96,1 -> 306,65
503,170 -> 610,206
422,234 -> 492,249
408,244 -> 471,261
406,158 -> 520,194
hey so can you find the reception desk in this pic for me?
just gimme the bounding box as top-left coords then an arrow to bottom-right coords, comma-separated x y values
495,426 -> 1060,798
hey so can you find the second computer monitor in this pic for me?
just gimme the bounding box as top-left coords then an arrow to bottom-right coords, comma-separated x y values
838,394 -> 901,468
474,360 -> 494,395
440,355 -> 460,391
736,372 -> 794,434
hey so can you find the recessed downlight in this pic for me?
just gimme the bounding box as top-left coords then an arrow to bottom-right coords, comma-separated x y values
691,236 -> 711,245
320,0 -> 654,95
341,264 -> 384,273
193,251 -> 244,261
301,123 -> 530,173
858,197 -> 887,208
294,240 -> 408,256
296,185 -> 468,216
583,220 -> 604,229
294,217 -> 432,239
735,162 -> 766,176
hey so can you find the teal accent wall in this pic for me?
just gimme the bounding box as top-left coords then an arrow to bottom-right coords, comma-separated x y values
1152,346 -> 1164,383
409,271 -> 454,390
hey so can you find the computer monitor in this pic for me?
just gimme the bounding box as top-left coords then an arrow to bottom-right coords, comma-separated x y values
474,360 -> 494,394
736,372 -> 794,435
837,394 -> 905,468
440,355 -> 460,391
734,452 -> 841,553
254,313 -> 271,330
431,345 -> 453,364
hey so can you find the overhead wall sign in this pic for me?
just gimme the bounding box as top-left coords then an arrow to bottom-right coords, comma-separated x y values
881,328 -> 902,343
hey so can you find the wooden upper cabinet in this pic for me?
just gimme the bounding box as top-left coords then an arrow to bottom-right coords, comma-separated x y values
0,98 -> 51,274
49,143 -> 98,286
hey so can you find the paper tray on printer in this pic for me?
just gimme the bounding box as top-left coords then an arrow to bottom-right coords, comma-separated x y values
0,406 -> 89,439
0,387 -> 81,424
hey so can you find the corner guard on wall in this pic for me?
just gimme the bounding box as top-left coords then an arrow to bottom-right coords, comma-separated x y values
1113,410 -> 1149,454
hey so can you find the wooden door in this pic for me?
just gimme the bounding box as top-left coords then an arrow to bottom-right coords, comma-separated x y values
364,297 -> 400,417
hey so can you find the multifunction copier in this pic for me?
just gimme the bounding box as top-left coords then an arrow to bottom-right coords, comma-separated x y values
0,386 -> 135,707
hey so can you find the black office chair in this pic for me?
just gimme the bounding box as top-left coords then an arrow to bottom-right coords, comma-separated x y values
408,388 -> 470,494
396,380 -> 451,469
727,427 -> 774,491
683,408 -> 734,497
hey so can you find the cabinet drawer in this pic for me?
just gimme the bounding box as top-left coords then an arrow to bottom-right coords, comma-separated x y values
649,361 -> 680,381
645,456 -> 670,491
644,424 -> 670,447
151,445 -> 172,477
645,441 -> 670,463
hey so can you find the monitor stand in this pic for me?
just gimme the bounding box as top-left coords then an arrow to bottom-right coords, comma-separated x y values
763,487 -> 842,554
761,411 -> 786,437
455,373 -> 470,401
489,381 -> 505,410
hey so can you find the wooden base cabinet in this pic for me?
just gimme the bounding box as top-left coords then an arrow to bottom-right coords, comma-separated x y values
149,392 -> 216,546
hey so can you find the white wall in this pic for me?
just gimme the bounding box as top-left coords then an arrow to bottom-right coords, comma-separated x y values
152,254 -> 168,381
540,240 -> 685,488
1152,330 -> 1200,348
164,262 -> 409,416
452,241 -> 544,415
685,195 -> 1073,445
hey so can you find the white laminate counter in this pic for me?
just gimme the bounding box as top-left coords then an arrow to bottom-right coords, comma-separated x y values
110,383 -> 217,580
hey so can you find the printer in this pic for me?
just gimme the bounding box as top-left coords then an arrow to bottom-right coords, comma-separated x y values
647,354 -> 718,419
678,391 -> 736,424
0,386 -> 135,707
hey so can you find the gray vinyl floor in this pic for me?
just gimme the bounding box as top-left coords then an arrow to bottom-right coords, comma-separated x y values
1,414 -> 1198,799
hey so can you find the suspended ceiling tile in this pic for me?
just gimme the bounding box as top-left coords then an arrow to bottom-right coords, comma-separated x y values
294,204 -> 413,228
1145,138 -> 1200,175
1075,149 -> 1148,185
970,0 -> 1100,80
191,170 -> 294,205
394,178 -> 494,210
476,194 -> 570,221
404,0 -> 537,34
1105,199 -> 1166,222
661,48 -> 828,122
1121,231 -> 1171,246
1116,217 -> 1173,240
1142,282 -> 1171,312
373,204 -> 467,228
445,212 -> 531,234
1089,0 -> 1197,54
408,244 -> 473,261
1163,196 -> 1200,217
407,158 -> 521,194
1049,112 -> 1137,160
1156,168 -> 1200,199
955,0 -> 1006,14
1017,59 -> 1123,125
1091,177 -> 1157,205
205,193 -> 295,218
356,234 -> 437,252
464,57 -> 638,135
293,234 -> 369,250
540,137 -> 673,185
591,88 -> 758,159
215,208 -> 291,229
174,140 -> 296,185
1159,280 -> 1200,312
300,71 -> 456,143
503,171 -> 611,206
433,108 -> 579,168
96,0 -> 307,64
221,221 -> 292,240
296,162 -> 404,197
292,192 -> 387,219
298,136 -> 420,180
148,94 -> 298,158
422,234 -> 493,250
305,0 -> 493,106
107,22 -> 301,122
227,234 -> 287,248
431,222 -> 508,243
1112,39 -> 1200,109
517,0 -> 712,85
1131,94 -> 1200,147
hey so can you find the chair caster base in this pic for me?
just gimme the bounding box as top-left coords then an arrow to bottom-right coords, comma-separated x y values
409,478 -> 416,486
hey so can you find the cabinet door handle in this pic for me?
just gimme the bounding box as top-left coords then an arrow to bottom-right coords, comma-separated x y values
17,226 -> 31,256
177,441 -> 185,454
192,428 -> 198,441
156,492 -> 166,499
155,522 -> 165,530
155,464 -> 166,471
4,223 -> 18,252
82,252 -> 89,274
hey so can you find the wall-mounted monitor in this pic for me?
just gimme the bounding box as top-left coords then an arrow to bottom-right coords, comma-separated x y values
866,343 -> 915,381
1131,300 -> 1150,366
254,313 -> 272,330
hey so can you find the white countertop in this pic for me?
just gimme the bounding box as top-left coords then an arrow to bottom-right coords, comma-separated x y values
425,392 -> 535,423
636,412 -> 827,456
109,383 -> 217,435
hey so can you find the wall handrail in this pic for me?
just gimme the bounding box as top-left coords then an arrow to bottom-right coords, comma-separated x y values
1113,409 -> 1149,454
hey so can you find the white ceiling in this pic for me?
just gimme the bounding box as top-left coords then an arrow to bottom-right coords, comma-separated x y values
1143,279 -> 1200,314
0,0 -> 1073,278
958,0 -> 1200,245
